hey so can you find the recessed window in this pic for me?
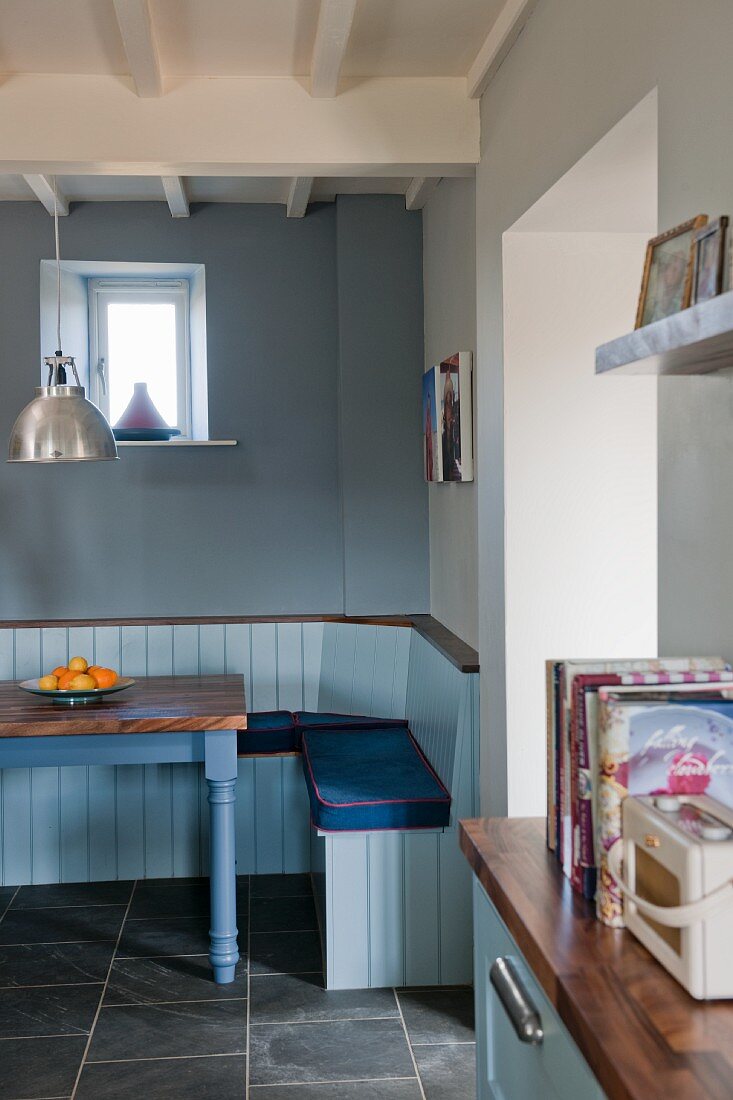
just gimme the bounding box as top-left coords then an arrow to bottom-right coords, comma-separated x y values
39,259 -> 210,442
89,279 -> 191,437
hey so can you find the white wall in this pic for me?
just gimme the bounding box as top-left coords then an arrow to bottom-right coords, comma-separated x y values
503,231 -> 657,815
423,177 -> 478,649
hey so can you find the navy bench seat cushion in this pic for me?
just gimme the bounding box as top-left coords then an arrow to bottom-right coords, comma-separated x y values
237,711 -> 299,756
301,727 -> 451,832
294,712 -> 408,730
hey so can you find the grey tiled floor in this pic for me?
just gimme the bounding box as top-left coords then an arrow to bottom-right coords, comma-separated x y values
0,875 -> 476,1099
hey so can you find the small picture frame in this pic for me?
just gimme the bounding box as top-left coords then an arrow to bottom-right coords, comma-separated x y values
635,215 -> 708,328
692,217 -> 728,305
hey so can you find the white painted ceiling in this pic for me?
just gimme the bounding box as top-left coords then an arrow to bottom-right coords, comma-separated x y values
0,0 -> 499,208
0,173 -> 411,204
0,0 -> 502,78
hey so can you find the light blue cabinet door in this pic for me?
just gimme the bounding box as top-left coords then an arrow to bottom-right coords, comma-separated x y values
474,880 -> 605,1100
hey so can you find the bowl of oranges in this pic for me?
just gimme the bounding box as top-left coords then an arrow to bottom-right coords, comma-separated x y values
19,657 -> 134,705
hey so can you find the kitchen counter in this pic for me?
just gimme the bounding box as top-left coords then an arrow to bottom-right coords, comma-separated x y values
459,817 -> 733,1100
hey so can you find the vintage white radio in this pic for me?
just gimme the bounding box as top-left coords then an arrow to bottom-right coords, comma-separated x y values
609,794 -> 733,1000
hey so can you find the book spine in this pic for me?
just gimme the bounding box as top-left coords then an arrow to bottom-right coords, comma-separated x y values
595,695 -> 627,928
555,664 -> 564,861
576,687 -> 595,870
546,661 -> 558,851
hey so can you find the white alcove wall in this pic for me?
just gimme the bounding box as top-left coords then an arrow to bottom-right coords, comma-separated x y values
502,91 -> 659,817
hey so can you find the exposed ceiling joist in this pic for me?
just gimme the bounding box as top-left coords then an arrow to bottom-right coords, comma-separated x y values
0,76 -> 478,177
405,177 -> 440,211
161,175 -> 189,217
22,174 -> 69,215
466,0 -> 538,99
310,0 -> 358,98
287,176 -> 314,218
112,0 -> 163,98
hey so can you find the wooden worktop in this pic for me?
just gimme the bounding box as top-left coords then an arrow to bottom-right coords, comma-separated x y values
459,817 -> 733,1100
0,675 -> 247,736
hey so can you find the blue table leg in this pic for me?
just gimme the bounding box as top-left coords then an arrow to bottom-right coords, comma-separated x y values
205,729 -> 239,983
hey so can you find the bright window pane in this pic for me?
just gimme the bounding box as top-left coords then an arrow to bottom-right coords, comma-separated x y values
107,302 -> 179,426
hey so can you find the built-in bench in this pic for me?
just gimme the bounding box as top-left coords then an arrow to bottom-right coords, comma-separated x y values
0,616 -> 478,989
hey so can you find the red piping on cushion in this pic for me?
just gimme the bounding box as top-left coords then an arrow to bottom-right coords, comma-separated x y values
309,814 -> 447,834
301,730 -> 451,808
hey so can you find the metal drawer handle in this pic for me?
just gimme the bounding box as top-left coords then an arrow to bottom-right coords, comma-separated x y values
490,956 -> 544,1045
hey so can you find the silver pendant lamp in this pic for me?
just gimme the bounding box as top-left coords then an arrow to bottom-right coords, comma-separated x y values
7,182 -> 118,463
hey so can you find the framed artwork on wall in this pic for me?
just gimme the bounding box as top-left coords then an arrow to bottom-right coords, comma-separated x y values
635,215 -> 708,328
422,366 -> 441,482
692,216 -> 728,304
423,353 -> 474,483
438,352 -> 474,482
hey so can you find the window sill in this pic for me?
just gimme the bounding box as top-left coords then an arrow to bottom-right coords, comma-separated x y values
116,440 -> 237,447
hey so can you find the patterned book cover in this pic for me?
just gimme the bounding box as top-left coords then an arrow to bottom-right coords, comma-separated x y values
549,657 -> 728,883
596,687 -> 733,927
571,669 -> 733,899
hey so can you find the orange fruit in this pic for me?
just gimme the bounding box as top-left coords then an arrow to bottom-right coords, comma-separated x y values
68,656 -> 89,672
87,666 -> 102,677
51,666 -> 68,679
57,670 -> 78,689
38,675 -> 58,691
91,668 -> 118,689
69,674 -> 97,690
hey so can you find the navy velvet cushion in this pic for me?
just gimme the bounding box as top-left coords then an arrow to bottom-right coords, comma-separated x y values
294,711 -> 408,730
237,711 -> 299,755
301,727 -> 451,832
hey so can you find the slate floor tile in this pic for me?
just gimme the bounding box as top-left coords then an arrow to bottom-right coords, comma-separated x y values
128,883 -> 210,919
0,984 -> 101,1038
413,1043 -> 477,1100
75,1055 -> 247,1099
0,906 -> 126,946
249,931 -> 322,976
116,916 -> 211,958
250,895 -> 317,934
251,874 -> 311,898
398,988 -> 475,1045
87,999 -> 247,1061
0,941 -> 114,988
0,1035 -> 87,1100
0,888 -> 16,915
11,881 -> 133,910
104,954 -> 247,1005
249,1083 -> 422,1099
248,1018 -> 415,1085
250,973 -> 398,1024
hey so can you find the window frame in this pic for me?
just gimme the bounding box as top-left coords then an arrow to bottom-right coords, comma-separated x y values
88,277 -> 192,439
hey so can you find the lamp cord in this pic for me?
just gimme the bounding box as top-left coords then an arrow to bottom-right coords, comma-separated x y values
53,176 -> 61,353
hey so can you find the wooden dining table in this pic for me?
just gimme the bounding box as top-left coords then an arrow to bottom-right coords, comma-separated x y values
0,674 -> 246,984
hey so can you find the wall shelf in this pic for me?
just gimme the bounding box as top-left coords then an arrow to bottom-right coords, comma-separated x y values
116,440 -> 237,447
596,289 -> 733,376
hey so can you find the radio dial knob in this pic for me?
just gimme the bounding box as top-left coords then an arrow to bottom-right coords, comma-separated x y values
654,795 -> 681,813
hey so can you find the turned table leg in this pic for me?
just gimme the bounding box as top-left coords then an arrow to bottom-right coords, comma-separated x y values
204,729 -> 239,984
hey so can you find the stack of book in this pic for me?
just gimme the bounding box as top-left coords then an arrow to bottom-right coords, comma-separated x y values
546,657 -> 733,926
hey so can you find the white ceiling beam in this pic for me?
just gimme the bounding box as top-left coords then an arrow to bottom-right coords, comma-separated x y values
0,76 -> 479,177
287,177 -> 314,218
405,177 -> 440,211
310,0 -> 358,98
161,176 -> 189,217
467,0 -> 538,99
112,0 -> 163,97
22,174 -> 69,215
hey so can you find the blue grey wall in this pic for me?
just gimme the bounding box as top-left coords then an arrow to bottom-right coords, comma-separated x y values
0,197 -> 428,619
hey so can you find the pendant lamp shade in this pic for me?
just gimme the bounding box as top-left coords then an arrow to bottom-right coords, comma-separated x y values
7,179 -> 118,464
8,385 -> 119,463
